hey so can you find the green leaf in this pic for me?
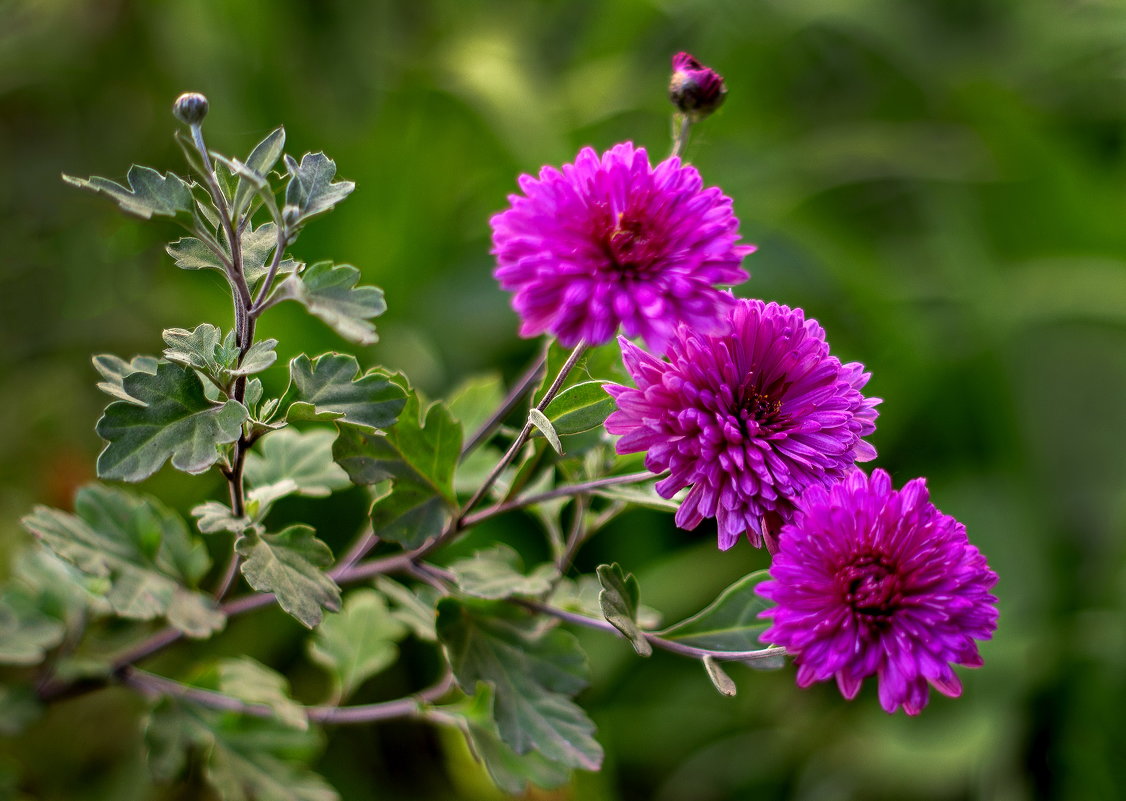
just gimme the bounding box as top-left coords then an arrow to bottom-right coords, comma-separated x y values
95,361 -> 248,482
0,684 -> 43,736
92,354 -> 159,405
702,655 -> 737,696
308,589 -> 406,699
534,340 -> 625,405
448,683 -> 572,794
528,408 -> 563,454
0,592 -> 66,665
447,373 -> 505,437
373,576 -> 438,641
145,698 -> 338,801
236,525 -> 341,628
449,544 -> 557,600
241,222 -> 302,286
283,353 -> 406,430
245,428 -> 350,499
233,127 -> 286,218
436,598 -> 602,771
596,563 -> 651,657
543,381 -> 616,436
592,481 -> 681,512
281,262 -> 386,345
333,388 -> 462,548
654,570 -> 772,652
63,165 -> 193,219
284,152 -> 355,221
192,501 -> 252,535
21,485 -> 223,637
162,323 -> 225,375
219,656 -> 308,730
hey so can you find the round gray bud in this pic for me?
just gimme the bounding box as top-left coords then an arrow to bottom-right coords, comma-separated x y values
173,92 -> 209,126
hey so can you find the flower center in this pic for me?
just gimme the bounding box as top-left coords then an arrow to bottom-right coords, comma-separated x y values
734,373 -> 784,426
603,211 -> 660,273
840,555 -> 901,618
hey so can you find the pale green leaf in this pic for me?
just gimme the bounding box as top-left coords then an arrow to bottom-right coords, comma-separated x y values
241,222 -> 301,286
437,598 -> 602,771
95,361 -> 248,482
219,656 -> 307,730
92,354 -> 159,405
308,589 -> 406,698
0,593 -> 66,665
655,570 -> 772,652
191,501 -> 252,535
245,428 -> 350,499
596,563 -> 651,657
702,655 -> 737,696
450,544 -> 557,600
282,262 -> 386,345
236,525 -> 341,628
63,165 -> 193,219
528,408 -> 563,454
447,373 -> 505,437
283,353 -> 406,430
284,152 -> 355,221
233,127 -> 286,218
373,576 -> 439,642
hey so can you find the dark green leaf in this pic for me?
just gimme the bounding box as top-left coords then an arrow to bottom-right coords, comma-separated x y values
236,525 -> 341,628
333,388 -> 461,548
0,684 -> 43,736
448,683 -> 572,794
92,354 -> 159,405
450,544 -> 556,600
283,353 -> 406,430
21,485 -> 223,637
233,127 -> 286,218
543,381 -> 616,435
245,428 -> 350,499
654,570 -> 772,651
308,589 -> 406,698
596,563 -> 651,657
95,361 -> 247,481
145,698 -> 338,801
284,152 -> 355,221
219,656 -> 307,730
702,655 -> 738,696
436,598 -> 602,771
63,165 -> 193,219
281,262 -> 386,345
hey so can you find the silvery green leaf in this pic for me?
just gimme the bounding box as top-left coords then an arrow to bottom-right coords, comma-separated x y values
236,525 -> 341,628
283,353 -> 406,430
191,501 -> 253,535
162,324 -> 223,374
95,362 -> 247,482
308,589 -> 406,699
284,152 -> 355,221
63,165 -> 193,219
241,222 -> 301,287
245,428 -> 350,499
233,127 -> 286,219
92,354 -> 159,405
281,262 -> 386,345
229,339 -> 278,376
654,569 -> 772,652
218,656 -> 307,730
450,544 -> 557,600
528,408 -> 562,454
596,563 -> 651,657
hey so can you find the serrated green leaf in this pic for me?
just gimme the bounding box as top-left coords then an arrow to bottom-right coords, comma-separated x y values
373,576 -> 439,641
332,388 -> 461,548
596,563 -> 651,657
20,485 -> 222,637
283,353 -> 406,430
219,656 -> 307,730
308,589 -> 406,699
236,525 -> 341,628
702,655 -> 737,696
655,570 -> 772,651
437,598 -> 602,771
145,698 -> 338,801
92,354 -> 159,405
162,323 -> 224,374
191,501 -> 253,535
281,262 -> 386,345
231,339 -> 278,376
63,165 -> 193,219
543,381 -> 616,436
233,127 -> 286,219
284,152 -> 355,221
528,408 -> 563,454
448,683 -> 572,794
0,592 -> 66,665
450,544 -> 557,600
245,428 -> 350,500
241,222 -> 301,286
95,361 -> 248,482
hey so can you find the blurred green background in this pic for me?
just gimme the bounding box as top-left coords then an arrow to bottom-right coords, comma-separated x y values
3,0 -> 1126,798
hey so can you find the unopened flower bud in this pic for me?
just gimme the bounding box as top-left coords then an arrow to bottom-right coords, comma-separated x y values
173,92 -> 209,126
668,52 -> 726,121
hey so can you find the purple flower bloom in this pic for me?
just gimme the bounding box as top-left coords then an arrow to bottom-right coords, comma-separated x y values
604,298 -> 879,549
668,52 -> 727,120
490,142 -> 753,354
757,469 -> 999,715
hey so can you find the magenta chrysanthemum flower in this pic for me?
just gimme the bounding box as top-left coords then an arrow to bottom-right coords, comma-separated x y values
757,469 -> 999,715
490,142 -> 753,354
604,298 -> 879,549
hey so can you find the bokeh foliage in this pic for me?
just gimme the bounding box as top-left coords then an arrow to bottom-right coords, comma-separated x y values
2,0 -> 1125,799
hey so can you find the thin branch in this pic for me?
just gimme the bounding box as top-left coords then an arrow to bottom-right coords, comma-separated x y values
460,345 -> 548,459
332,528 -> 380,576
518,599 -> 787,664
461,470 -> 659,528
211,551 -> 242,600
